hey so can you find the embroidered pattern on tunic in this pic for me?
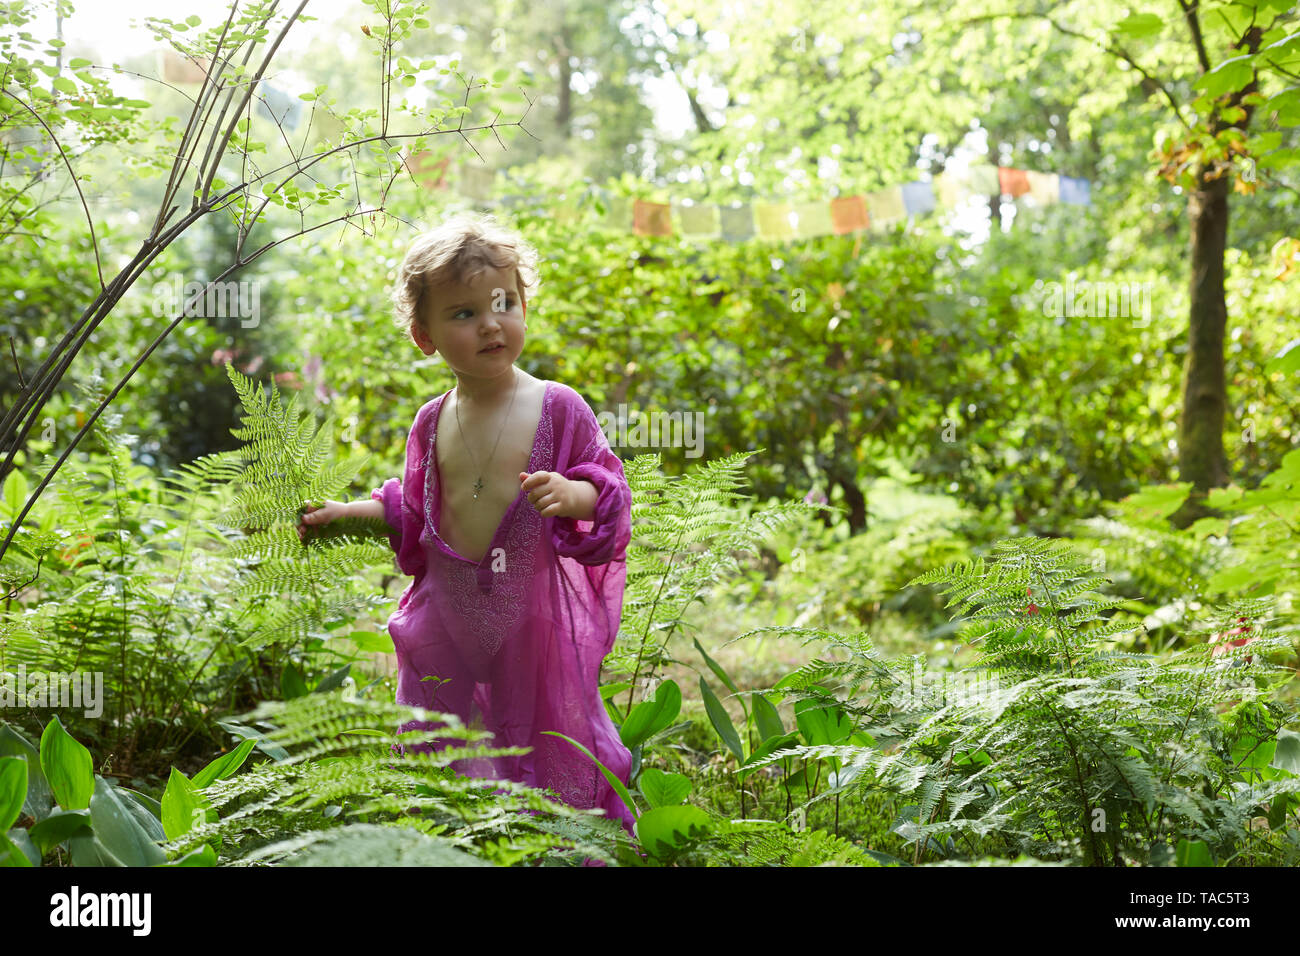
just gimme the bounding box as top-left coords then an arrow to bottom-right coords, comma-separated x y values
542,733 -> 598,808
419,385 -> 556,657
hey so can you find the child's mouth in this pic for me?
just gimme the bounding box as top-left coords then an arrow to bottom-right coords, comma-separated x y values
480,344 -> 504,353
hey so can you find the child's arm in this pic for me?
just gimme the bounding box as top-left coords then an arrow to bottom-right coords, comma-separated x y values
519,472 -> 598,520
296,498 -> 389,543
543,391 -> 632,567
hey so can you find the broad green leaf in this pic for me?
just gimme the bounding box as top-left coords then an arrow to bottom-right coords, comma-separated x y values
794,698 -> 854,746
160,844 -> 217,866
1175,838 -> 1213,867
29,809 -> 91,856
89,777 -> 166,867
4,827 -> 39,866
1259,31 -> 1300,59
39,716 -> 93,811
281,663 -> 309,699
635,805 -> 713,860
119,787 -> 162,820
1231,730 -> 1277,778
191,737 -> 257,789
619,679 -> 681,749
162,768 -> 211,840
1194,56 -> 1255,98
347,631 -> 394,653
753,693 -> 785,740
693,636 -> 739,694
638,767 -> 690,808
116,789 -> 165,842
1,469 -> 28,521
0,724 -> 50,821
314,663 -> 351,693
1260,88 -> 1300,126
1271,728 -> 1300,776
0,831 -> 34,867
699,677 -> 745,760
1206,564 -> 1258,595
1267,793 -> 1297,830
1267,332 -> 1300,379
216,720 -> 290,761
953,749 -> 992,768
1117,483 -> 1193,524
599,681 -> 631,700
1115,14 -> 1164,38
0,757 -> 26,831
736,731 -> 801,783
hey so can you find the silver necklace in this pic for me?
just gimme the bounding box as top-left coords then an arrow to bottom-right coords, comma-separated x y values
453,368 -> 519,500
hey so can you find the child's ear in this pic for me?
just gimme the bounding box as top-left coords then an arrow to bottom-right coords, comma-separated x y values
411,320 -> 437,356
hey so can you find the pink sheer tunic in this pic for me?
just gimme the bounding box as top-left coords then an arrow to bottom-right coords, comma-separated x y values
370,380 -> 636,836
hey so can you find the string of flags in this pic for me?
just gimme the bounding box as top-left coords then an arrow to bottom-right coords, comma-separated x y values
403,152 -> 1093,240
157,49 -> 1093,240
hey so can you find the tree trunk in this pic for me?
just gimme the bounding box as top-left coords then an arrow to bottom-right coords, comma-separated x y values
821,342 -> 868,532
1172,166 -> 1232,528
1169,23 -> 1263,529
1180,173 -> 1232,487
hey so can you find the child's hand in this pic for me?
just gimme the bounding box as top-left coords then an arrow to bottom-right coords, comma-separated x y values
297,498 -> 348,543
519,471 -> 585,519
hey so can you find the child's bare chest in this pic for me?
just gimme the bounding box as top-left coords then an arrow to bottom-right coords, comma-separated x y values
435,380 -> 547,563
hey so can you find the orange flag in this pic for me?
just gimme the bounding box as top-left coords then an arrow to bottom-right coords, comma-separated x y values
405,151 -> 450,191
997,167 -> 1031,198
830,196 -> 869,234
633,199 -> 672,236
161,51 -> 211,84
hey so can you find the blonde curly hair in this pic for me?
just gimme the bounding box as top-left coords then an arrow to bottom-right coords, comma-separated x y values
390,211 -> 541,343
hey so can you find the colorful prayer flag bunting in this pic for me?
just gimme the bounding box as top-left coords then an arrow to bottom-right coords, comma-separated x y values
754,201 -> 797,239
830,196 -> 869,234
161,50 -> 210,84
674,200 -> 721,238
792,200 -> 835,238
256,82 -> 303,131
603,194 -> 632,231
997,166 -> 1031,198
1025,170 -> 1059,205
966,164 -> 1000,195
633,198 -> 673,236
401,158 -> 1091,242
900,180 -> 935,216
719,204 -> 755,241
932,171 -> 968,208
405,151 -> 450,191
1058,175 -> 1092,205
865,187 -> 905,228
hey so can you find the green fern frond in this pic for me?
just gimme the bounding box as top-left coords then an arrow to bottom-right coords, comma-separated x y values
163,692 -> 625,865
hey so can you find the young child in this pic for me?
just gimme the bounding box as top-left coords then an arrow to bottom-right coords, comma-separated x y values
296,212 -> 637,840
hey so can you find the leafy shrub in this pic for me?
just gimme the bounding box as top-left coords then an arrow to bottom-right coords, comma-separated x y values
740,539 -> 1300,866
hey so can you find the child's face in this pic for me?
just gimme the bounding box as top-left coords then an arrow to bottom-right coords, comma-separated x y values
412,265 -> 526,377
